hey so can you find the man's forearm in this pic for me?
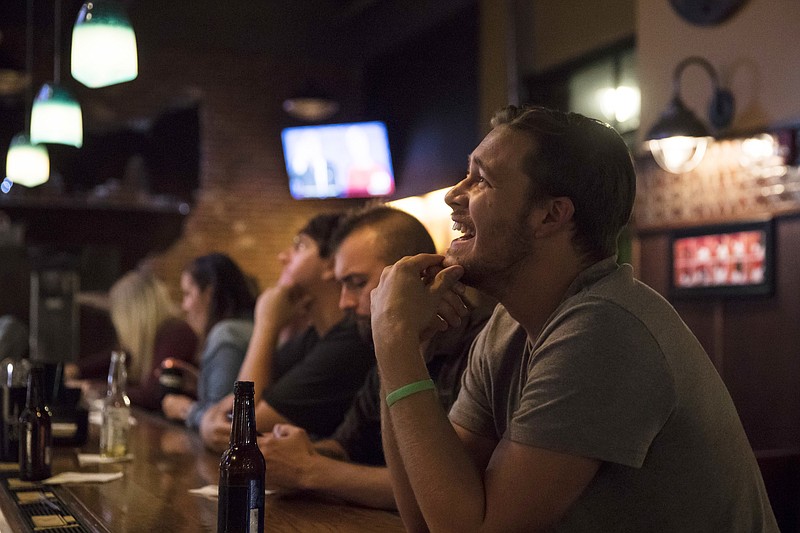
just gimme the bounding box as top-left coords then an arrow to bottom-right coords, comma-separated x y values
381,396 -> 428,532
237,323 -> 280,405
378,341 -> 487,532
255,400 -> 290,433
302,454 -> 397,510
313,438 -> 348,460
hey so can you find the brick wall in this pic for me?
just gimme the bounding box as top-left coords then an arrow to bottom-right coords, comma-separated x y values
77,47 -> 367,298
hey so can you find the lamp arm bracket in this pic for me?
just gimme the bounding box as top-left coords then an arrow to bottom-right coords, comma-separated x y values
672,56 -> 734,130
672,56 -> 721,98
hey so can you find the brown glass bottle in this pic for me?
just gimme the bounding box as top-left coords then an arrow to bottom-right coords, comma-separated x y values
18,365 -> 52,481
217,381 -> 265,533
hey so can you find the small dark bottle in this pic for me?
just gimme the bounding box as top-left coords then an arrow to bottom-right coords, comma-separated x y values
217,381 -> 265,533
18,365 -> 52,481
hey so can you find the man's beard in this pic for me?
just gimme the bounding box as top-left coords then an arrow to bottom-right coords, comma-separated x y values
446,223 -> 534,296
354,314 -> 374,348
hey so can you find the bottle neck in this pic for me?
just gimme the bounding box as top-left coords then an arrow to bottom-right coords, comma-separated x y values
26,368 -> 46,409
230,388 -> 258,446
108,352 -> 128,397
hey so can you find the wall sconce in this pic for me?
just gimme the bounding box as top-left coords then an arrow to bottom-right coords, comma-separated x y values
598,85 -> 641,125
71,0 -> 139,88
30,0 -> 83,148
645,56 -> 735,173
5,0 -> 50,188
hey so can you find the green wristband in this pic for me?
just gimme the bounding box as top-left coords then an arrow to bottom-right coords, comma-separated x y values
386,379 -> 435,407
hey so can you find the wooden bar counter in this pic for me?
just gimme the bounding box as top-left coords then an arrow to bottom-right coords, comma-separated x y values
0,408 -> 404,532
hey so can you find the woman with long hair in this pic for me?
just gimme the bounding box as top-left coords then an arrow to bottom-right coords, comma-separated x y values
68,270 -> 198,411
162,253 -> 256,430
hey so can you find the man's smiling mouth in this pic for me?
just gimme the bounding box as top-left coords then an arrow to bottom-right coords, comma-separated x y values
452,220 -> 475,241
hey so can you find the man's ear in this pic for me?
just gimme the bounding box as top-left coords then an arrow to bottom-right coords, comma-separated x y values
532,196 -> 575,238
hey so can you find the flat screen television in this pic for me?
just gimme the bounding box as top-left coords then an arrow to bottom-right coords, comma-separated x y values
669,219 -> 774,298
281,121 -> 396,199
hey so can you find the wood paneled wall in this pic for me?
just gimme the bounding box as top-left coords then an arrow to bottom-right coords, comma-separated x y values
637,215 -> 800,450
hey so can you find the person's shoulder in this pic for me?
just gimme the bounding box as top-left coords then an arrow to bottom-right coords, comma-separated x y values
572,262 -> 677,330
466,304 -> 527,369
482,304 -> 523,340
207,318 -> 254,345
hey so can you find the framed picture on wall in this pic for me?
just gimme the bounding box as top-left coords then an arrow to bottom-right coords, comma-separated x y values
669,219 -> 775,298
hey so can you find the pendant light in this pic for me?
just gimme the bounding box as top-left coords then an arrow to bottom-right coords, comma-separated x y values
30,0 -> 83,148
5,0 -> 50,188
71,0 -> 138,88
6,134 -> 50,188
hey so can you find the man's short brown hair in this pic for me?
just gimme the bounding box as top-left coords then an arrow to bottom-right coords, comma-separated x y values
492,105 -> 636,263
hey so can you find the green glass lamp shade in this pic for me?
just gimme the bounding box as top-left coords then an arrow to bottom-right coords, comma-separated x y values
30,83 -> 84,148
71,0 -> 138,88
5,133 -> 50,188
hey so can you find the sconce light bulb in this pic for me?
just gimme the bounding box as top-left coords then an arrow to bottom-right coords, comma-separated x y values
649,136 -> 709,174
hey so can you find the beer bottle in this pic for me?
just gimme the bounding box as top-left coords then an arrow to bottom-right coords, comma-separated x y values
18,364 -> 52,481
217,381 -> 265,533
1,356 -> 31,462
100,351 -> 131,458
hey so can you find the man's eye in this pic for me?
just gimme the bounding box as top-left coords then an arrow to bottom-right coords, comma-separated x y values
345,279 -> 367,291
467,171 -> 485,185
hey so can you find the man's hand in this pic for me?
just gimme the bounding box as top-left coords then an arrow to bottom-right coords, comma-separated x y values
161,394 -> 195,422
371,254 -> 468,347
255,284 -> 313,333
199,395 -> 234,452
258,424 -> 318,491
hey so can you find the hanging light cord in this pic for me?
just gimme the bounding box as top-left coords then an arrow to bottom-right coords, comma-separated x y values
54,0 -> 62,84
24,0 -> 34,131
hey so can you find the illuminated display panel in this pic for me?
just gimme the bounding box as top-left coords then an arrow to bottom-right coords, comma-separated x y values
669,220 -> 774,298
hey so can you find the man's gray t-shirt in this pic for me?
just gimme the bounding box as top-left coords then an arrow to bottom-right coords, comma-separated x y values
449,258 -> 777,532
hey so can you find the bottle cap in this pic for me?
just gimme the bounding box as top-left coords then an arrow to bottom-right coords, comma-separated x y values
233,381 -> 254,395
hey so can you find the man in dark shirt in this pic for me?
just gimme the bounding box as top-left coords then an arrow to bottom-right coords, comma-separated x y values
199,213 -> 374,450
257,205 -> 493,509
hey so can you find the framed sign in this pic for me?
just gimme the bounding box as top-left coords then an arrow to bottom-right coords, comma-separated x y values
669,219 -> 774,298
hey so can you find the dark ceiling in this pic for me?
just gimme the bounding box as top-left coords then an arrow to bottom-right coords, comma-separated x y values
0,0 -> 476,81
0,0 -> 481,200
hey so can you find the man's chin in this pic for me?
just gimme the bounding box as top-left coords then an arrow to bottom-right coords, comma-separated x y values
355,316 -> 374,347
442,249 -> 462,268
444,252 -> 483,288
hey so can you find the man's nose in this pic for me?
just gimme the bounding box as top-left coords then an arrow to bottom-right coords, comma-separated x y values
444,179 -> 467,208
339,289 -> 357,311
277,247 -> 290,263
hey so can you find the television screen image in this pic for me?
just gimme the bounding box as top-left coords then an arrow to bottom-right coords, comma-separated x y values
669,220 -> 774,298
281,121 -> 395,199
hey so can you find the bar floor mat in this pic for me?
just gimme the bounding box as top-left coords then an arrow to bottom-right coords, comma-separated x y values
0,473 -> 91,532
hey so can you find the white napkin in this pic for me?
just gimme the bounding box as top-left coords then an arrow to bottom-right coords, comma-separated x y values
189,484 -> 219,499
77,453 -> 134,466
189,484 -> 276,499
43,471 -> 124,484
